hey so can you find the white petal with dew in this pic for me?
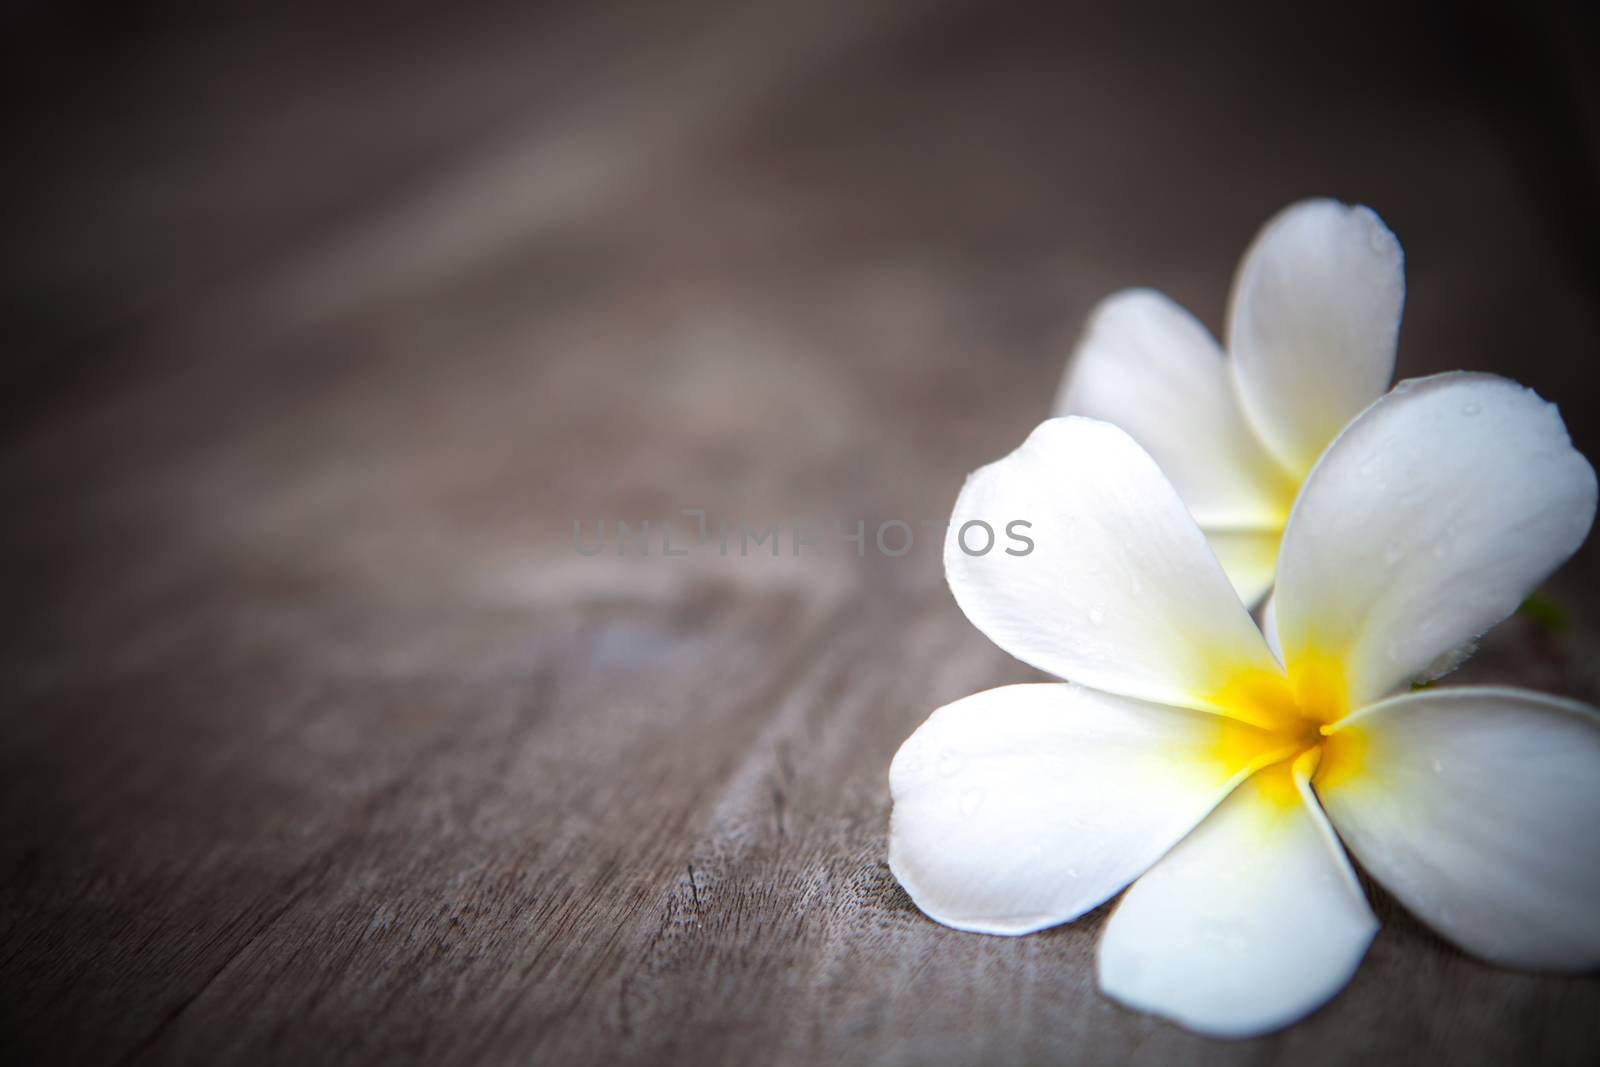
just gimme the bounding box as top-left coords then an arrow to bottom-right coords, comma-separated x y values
889,683 -> 1288,935
1316,686 -> 1600,971
1098,757 -> 1377,1039
945,417 -> 1284,721
1228,199 -> 1402,475
1274,373 -> 1597,708
1055,288 -> 1296,535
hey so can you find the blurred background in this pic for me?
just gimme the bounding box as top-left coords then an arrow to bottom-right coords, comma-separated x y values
3,1 -> 1599,1064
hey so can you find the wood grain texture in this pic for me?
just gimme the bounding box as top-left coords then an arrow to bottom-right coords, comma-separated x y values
3,1 -> 1599,1063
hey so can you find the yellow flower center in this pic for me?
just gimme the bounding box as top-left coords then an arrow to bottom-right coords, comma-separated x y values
1205,650 -> 1367,804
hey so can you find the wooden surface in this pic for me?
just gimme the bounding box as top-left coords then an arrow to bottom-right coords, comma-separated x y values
4,1 -> 1600,1063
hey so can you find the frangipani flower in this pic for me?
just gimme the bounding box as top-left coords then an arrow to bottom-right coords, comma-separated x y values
890,372 -> 1600,1038
1056,198 -> 1403,604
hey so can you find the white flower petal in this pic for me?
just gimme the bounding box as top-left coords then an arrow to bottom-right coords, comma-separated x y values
1315,686 -> 1600,971
1097,757 -> 1377,1039
1227,199 -> 1403,474
1206,529 -> 1280,610
945,417 -> 1284,720
889,683 -> 1290,935
1259,590 -> 1283,666
1055,289 -> 1296,532
1275,373 -> 1597,708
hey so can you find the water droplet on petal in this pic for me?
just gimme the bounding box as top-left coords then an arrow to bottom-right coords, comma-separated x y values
1461,402 -> 1482,417
1430,756 -> 1445,774
1087,606 -> 1105,625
